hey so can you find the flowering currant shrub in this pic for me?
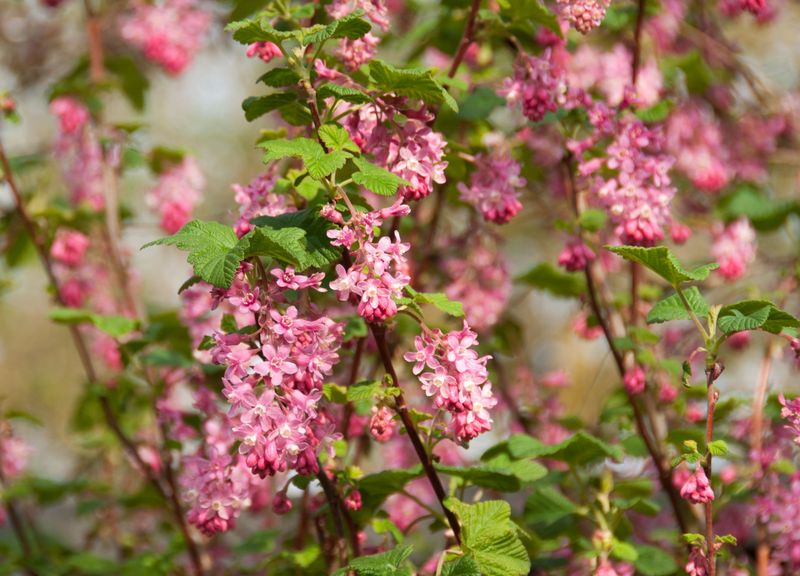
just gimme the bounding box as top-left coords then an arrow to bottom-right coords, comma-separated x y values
2,0 -> 800,574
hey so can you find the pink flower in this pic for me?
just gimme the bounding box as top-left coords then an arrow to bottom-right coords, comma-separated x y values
337,33 -> 380,70
246,41 -> 282,63
120,0 -> 211,75
680,466 -> 715,504
712,218 -> 756,281
253,344 -> 298,386
556,0 -> 610,34
272,491 -> 293,514
685,546 -> 708,576
50,229 -> 90,267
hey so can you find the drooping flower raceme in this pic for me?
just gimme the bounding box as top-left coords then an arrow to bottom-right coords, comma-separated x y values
50,96 -> 105,212
120,0 -> 211,75
457,151 -> 526,224
500,50 -> 568,123
404,322 -> 496,442
146,157 -> 205,234
680,465 -> 715,504
556,0 -> 611,34
231,171 -> 290,238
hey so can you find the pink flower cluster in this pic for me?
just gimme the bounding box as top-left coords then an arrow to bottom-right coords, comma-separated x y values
1,429 -> 30,480
181,450 -> 255,535
666,103 -> 731,194
457,152 -> 525,224
147,157 -> 205,234
720,0 -> 773,21
327,0 -> 390,31
623,366 -> 646,395
120,0 -> 211,75
680,465 -> 715,504
685,546 -> 709,576
558,239 -> 596,272
574,110 -> 676,246
210,263 -> 342,478
499,50 -> 568,122
556,0 -> 610,34
327,0 -> 388,70
369,405 -> 396,442
346,105 -> 448,201
231,171 -> 290,237
404,322 -> 496,442
711,217 -> 756,281
443,236 -> 511,331
337,33 -> 380,70
50,97 -> 105,211
779,394 -> 800,444
327,200 -> 412,322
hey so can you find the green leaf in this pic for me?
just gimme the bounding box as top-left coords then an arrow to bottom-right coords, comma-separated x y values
369,60 -> 458,112
347,380 -> 382,402
105,55 -> 149,111
351,156 -> 409,196
317,82 -> 373,104
260,137 -> 322,162
305,149 -> 351,179
302,11 -> 371,45
442,556 -> 482,576
579,209 -> 607,232
524,487 -> 577,539
242,93 -> 298,121
761,305 -> 800,334
717,300 -> 772,334
436,457 -> 546,492
406,288 -> 464,317
65,553 -> 119,574
503,0 -> 561,35
49,308 -> 139,338
717,184 -> 800,232
257,67 -> 301,87
707,440 -> 729,456
646,287 -> 709,324
248,208 -> 341,271
635,101 -> 671,123
498,432 -> 623,465
611,540 -> 638,563
445,499 -> 530,576
683,533 -> 706,546
226,17 -> 298,45
319,124 -> 360,153
606,245 -> 718,286
142,220 -> 243,288
345,545 -> 414,576
516,263 -> 586,298
634,545 -> 678,576
357,466 -> 424,500
323,383 -> 348,404
457,87 -> 505,121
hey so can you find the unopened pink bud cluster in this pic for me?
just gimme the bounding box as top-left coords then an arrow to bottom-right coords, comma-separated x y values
404,323 -> 496,442
680,465 -> 715,504
556,0 -> 611,34
500,50 -> 569,123
120,0 -> 211,75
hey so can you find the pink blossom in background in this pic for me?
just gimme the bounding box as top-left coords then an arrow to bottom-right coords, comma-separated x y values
558,239 -> 596,272
50,229 -> 90,267
666,103 -> 731,194
232,171 -> 290,237
0,433 -> 30,480
457,151 -> 525,224
327,0 -> 389,30
146,157 -> 205,234
623,365 -> 646,395
711,217 -> 756,281
500,50 -> 568,122
337,33 -> 379,70
120,0 -> 211,75
444,237 -> 511,331
50,97 -> 105,211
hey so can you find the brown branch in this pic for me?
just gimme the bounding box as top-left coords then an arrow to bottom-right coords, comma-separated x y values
704,364 -> 721,576
447,0 -> 482,79
370,324 -> 462,545
315,469 -> 349,565
561,158 -> 690,535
